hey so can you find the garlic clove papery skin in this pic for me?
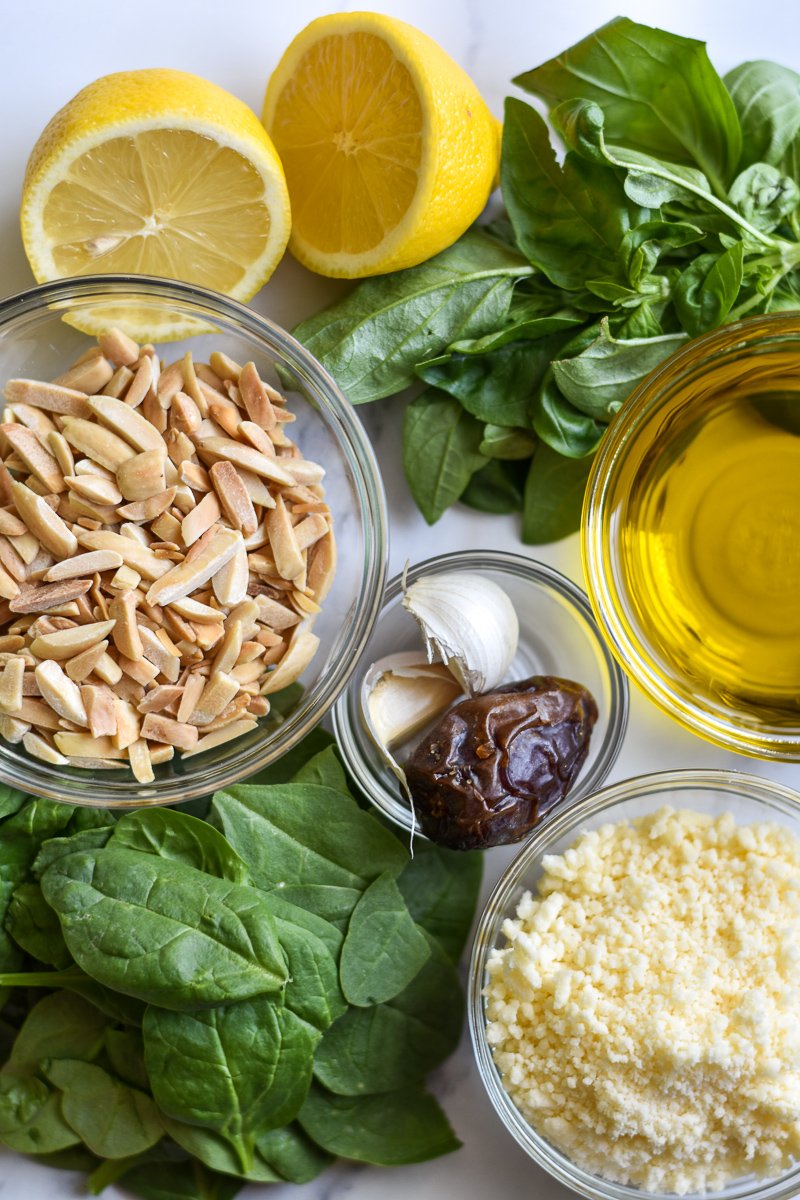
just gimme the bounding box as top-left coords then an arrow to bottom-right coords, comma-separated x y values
401,571 -> 519,695
361,652 -> 462,758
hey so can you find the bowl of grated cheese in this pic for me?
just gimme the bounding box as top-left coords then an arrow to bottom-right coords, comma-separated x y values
469,769 -> 800,1200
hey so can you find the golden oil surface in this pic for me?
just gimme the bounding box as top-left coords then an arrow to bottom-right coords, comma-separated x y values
619,369 -> 800,714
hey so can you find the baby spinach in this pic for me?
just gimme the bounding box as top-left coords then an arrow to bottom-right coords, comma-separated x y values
106,1028 -> 149,1091
339,871 -> 430,1007
402,390 -> 487,524
8,991 -> 106,1073
397,841 -> 483,963
255,1123 -> 333,1184
5,881 -> 72,969
45,1058 -> 163,1158
109,808 -> 249,883
0,1073 -> 79,1154
162,1118 -> 281,1182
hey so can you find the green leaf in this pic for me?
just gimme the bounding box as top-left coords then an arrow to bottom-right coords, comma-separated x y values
292,745 -> 349,793
728,162 -> 800,232
109,808 -> 249,883
448,311 -> 581,354
552,323 -> 687,419
522,441 -> 596,544
479,424 -> 537,460
45,1058 -> 163,1158
32,824 -> 115,878
272,883 -> 362,931
516,16 -> 741,192
618,220 -> 707,286
725,60 -> 800,169
315,935 -> 463,1094
533,372 -> 605,458
211,781 -> 406,891
299,1082 -> 460,1165
40,848 -> 288,1011
5,880 -> 72,968
0,787 -> 28,823
460,459 -> 526,514
144,997 -> 318,1171
501,97 -> 640,289
106,1028 -> 149,1091
243,727 -> 335,787
402,390 -> 487,524
397,840 -> 483,963
9,991 -> 106,1073
417,338 -> 551,426
674,243 -> 744,335
0,1074 -> 79,1154
114,1156 -> 245,1200
256,1124 -> 333,1184
262,893 -> 345,1029
340,872 -> 430,1007
163,1118 -> 280,1182
293,230 -> 531,403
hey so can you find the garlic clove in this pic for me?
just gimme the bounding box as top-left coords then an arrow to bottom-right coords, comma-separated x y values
362,652 -> 462,753
402,571 -> 519,695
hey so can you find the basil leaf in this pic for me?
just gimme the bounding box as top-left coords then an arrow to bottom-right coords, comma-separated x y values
45,1059 -> 162,1158
340,872 -> 430,1007
40,848 -> 288,1011
448,311 -> 581,354
533,372 -> 605,458
9,992 -> 106,1073
211,782 -> 406,891
479,424 -> 537,460
109,808 -> 249,883
461,460 -> 526,515
522,441 -> 595,544
293,230 -> 531,403
619,220 -> 707,286
403,390 -> 487,524
299,1082 -> 460,1165
725,60 -> 800,169
256,1124 -> 333,1184
397,841 -> 483,963
5,880 -> 72,968
417,338 -> 552,426
502,97 -> 640,289
516,17 -> 741,192
315,936 -> 462,1094
674,243 -> 744,336
553,323 -> 687,419
144,997 -> 318,1170
728,163 -> 800,232
0,1074 -> 79,1154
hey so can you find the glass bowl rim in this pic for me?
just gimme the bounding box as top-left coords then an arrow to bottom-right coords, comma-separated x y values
582,313 -> 800,761
333,547 -> 630,835
0,272 -> 388,804
469,766 -> 800,1200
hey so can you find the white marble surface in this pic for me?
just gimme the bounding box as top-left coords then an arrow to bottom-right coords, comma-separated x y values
1,1 -> 799,1197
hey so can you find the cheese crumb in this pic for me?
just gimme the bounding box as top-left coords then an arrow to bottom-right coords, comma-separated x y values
485,807 -> 800,1194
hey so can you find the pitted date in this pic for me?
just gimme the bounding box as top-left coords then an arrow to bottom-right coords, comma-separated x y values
405,675 -> 598,850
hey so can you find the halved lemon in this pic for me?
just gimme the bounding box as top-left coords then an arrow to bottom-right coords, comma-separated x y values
263,12 -> 500,278
21,69 -> 291,340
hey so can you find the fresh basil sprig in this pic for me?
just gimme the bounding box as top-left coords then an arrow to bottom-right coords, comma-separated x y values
293,18 -> 800,540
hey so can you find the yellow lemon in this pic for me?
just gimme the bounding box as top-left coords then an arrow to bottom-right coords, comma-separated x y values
21,69 -> 291,339
263,12 -> 500,278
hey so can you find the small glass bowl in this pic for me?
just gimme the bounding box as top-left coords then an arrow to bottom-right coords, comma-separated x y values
583,315 -> 800,761
333,550 -> 628,837
0,275 -> 387,805
469,768 -> 800,1200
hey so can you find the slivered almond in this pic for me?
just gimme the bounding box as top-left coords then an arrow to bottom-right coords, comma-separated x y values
0,509 -> 28,538
11,481 -> 77,557
124,357 -> 153,409
176,672 -> 205,723
10,579 -> 93,614
231,660 -> 266,685
308,531 -> 337,603
61,417 -> 136,471
239,362 -> 276,429
1,425 -> 65,493
54,355 -> 113,394
171,392 -> 202,434
146,527 -> 242,606
0,657 -> 25,713
169,596 -> 223,624
290,460 -> 326,485
267,495 -> 304,581
0,564 -> 19,601
0,635 -> 25,653
116,488 -> 176,523
113,697 -> 141,749
209,460 -> 257,536
138,685 -> 183,714
74,458 -> 116,481
35,660 -> 87,726
212,621 -> 242,676
139,626 -> 180,683
141,712 -> 198,750
181,491 -> 220,547
88,394 -> 166,454
65,639 -> 109,682
293,513 -> 328,551
192,622 -> 224,651
260,631 -> 320,695
45,552 -> 123,582
55,731 -> 126,759
93,651 -> 123,685
128,737 -> 154,782
17,697 -> 63,730
109,591 -> 142,661
119,654 -> 159,686
182,718 -> 257,758
190,671 -> 239,725
178,461 -> 210,492
64,474 -> 123,505
23,731 -> 68,765
30,618 -> 115,661
149,743 -> 174,765
238,420 -> 276,457
99,328 -> 139,367
207,403 -> 240,438
105,365 -> 135,399
80,684 -> 118,738
76,530 -> 170,580
108,565 -> 141,593
212,542 -> 248,607
116,449 -> 167,502
9,532 -> 40,566
120,521 -> 152,547
235,468 -> 276,508
5,380 -> 90,417
201,437 -> 295,485
157,361 -> 184,405
7,404 -> 57,438
209,351 -> 241,381
151,511 -> 182,543
238,642 -> 266,664
0,715 -> 30,743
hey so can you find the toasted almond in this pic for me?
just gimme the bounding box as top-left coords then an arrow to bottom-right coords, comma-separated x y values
1,425 -> 66,493
238,420 -> 276,457
0,635 -> 25,653
192,622 -> 224,651
212,621 -> 242,677
207,403 -> 241,439
202,693 -> 252,731
171,392 -> 202,435
235,468 -> 276,508
208,351 -> 241,382
289,460 -> 326,485
260,631 -> 319,695
178,460 -> 210,493
104,365 -> 135,399
128,737 -> 154,782
181,491 -> 220,547
293,513 -> 329,551
267,495 -> 304,581
116,449 -> 167,502
108,590 -> 142,661
150,511 -> 182,544
182,718 -> 257,758
201,437 -> 295,486
9,532 -> 41,567
149,743 -> 175,765
138,685 -> 184,715
176,672 -> 205,724
190,671 -> 240,725
0,563 -> 20,601
55,731 -> 126,758
0,509 -> 28,538
10,481 -> 78,558
93,651 -> 123,686
307,531 -> 337,604
80,684 -> 118,738
76,530 -> 171,580
54,356 -> 113,395
212,542 -> 249,607
99,328 -> 140,367
16,696 -> 62,730
0,657 -> 25,714
139,626 -> 181,683
140,712 -> 198,750
107,565 -> 141,594
65,639 -> 109,683
123,357 -> 153,409
0,715 -> 30,743
34,660 -> 87,726
45,551 -> 123,582
6,404 -> 58,439
74,458 -> 116,481
5,380 -> 90,418
168,596 -> 223,625
119,654 -> 159,686
23,730 -> 69,765
209,460 -> 258,536
87,394 -> 166,454
157,361 -> 184,405
30,618 -> 116,661
239,362 -> 276,430
237,641 -> 266,664
146,527 -> 242,607
64,473 -> 123,506
61,417 -> 136,471
112,697 -> 141,750
231,660 -> 265,685
10,579 -> 92,614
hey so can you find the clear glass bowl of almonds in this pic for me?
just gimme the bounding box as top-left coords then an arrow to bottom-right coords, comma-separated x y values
0,275 -> 387,805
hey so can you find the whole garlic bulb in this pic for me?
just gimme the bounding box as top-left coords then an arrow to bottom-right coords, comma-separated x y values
402,571 -> 519,695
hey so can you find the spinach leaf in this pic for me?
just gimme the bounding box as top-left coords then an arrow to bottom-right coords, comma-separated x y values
163,1118 -> 280,1182
502,97 -> 640,289
263,894 -> 345,1029
479,425 -> 536,460
244,728 -> 335,787
32,824 -> 115,878
516,17 -> 741,193
40,848 -> 288,1011
293,230 -> 531,403
118,1166 -> 243,1200
109,809 -> 249,883
552,323 -> 688,419
315,936 -> 462,1094
106,1028 -> 149,1091
273,884 -> 362,931
674,243 -> 744,335
211,782 -> 406,891
299,1082 -> 460,1165
5,881 -> 72,968
461,460 -> 526,514
339,872 -> 430,1007
292,745 -> 349,793
0,787 -> 28,823
144,997 -> 318,1171
728,163 -> 800,232
532,372 -> 605,458
725,60 -> 800,169
397,841 -> 483,963
9,991 -> 106,1073
256,1124 -> 333,1184
0,1073 -> 79,1154
45,1058 -> 162,1158
402,390 -> 486,524
522,441 -> 595,544
416,339 -> 549,426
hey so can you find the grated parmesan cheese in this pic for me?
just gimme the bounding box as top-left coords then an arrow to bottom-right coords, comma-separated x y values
485,807 -> 800,1194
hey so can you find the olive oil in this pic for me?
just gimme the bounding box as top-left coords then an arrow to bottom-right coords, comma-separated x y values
618,360 -> 800,715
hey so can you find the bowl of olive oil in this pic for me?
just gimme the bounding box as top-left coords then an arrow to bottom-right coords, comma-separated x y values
583,314 -> 800,759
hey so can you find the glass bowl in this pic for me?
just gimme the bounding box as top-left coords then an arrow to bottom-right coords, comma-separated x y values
583,315 -> 800,761
469,768 -> 800,1200
0,275 -> 387,805
333,550 -> 629,837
